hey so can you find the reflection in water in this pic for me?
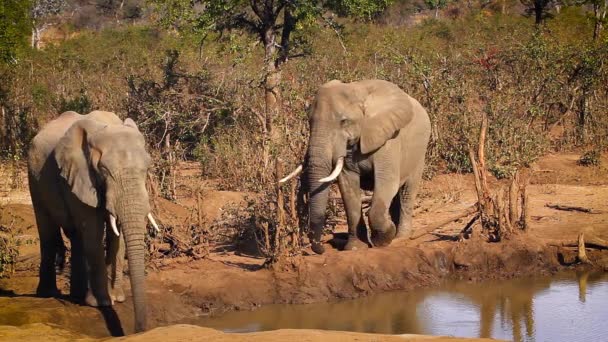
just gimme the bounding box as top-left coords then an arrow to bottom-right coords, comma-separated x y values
192,271 -> 608,341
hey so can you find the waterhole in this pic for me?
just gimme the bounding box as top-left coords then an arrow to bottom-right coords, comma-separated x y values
192,271 -> 608,341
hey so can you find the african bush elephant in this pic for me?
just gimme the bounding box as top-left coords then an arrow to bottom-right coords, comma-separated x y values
27,110 -> 157,332
281,80 -> 431,254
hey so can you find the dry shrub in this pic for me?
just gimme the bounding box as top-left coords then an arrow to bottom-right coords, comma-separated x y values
0,210 -> 19,278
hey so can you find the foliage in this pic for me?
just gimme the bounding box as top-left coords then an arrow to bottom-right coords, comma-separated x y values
0,0 -> 31,64
0,213 -> 19,278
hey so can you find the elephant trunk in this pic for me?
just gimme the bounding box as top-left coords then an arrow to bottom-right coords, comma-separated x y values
306,126 -> 333,255
115,179 -> 148,333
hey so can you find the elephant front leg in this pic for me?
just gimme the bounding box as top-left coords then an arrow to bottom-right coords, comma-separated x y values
337,170 -> 369,251
368,150 -> 400,247
83,218 -> 113,307
105,230 -> 126,303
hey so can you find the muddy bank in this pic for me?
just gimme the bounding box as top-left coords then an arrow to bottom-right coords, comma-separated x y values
0,323 -> 498,341
155,234 -> 589,316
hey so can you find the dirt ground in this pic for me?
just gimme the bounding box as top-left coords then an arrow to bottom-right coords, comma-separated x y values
1,153 -> 608,339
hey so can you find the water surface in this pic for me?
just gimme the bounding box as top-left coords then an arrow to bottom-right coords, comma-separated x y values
194,271 -> 608,341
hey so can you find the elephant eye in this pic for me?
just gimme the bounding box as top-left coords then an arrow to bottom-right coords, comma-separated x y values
340,118 -> 350,126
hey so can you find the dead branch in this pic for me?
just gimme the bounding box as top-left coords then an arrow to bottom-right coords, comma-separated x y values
577,232 -> 593,264
509,171 -> 520,225
477,112 -> 489,192
275,159 -> 285,255
410,204 -> 478,239
545,203 -> 604,214
547,234 -> 608,249
458,214 -> 480,241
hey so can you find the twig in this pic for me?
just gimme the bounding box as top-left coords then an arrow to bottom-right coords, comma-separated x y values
410,204 -> 478,239
545,203 -> 603,214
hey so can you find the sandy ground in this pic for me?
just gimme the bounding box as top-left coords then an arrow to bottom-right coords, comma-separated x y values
0,323 -> 500,341
1,153 -> 608,339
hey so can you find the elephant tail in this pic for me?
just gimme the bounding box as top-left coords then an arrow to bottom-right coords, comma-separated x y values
54,229 -> 67,274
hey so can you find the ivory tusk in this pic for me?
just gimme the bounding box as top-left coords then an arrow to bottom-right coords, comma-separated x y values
109,215 -> 120,237
279,164 -> 303,184
319,157 -> 344,183
147,213 -> 160,233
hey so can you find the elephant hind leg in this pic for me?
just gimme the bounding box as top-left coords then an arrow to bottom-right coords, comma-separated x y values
395,163 -> 424,239
34,207 -> 62,298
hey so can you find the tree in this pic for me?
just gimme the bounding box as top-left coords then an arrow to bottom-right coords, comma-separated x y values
0,0 -> 31,64
30,0 -> 66,49
150,0 -> 392,144
590,0 -> 607,40
520,0 -> 554,25
424,0 -> 448,18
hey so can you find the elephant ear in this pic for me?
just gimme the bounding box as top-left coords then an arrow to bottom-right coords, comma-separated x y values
359,84 -> 414,154
124,118 -> 140,131
55,119 -> 106,208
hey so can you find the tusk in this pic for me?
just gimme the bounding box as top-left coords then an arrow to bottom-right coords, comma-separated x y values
109,215 -> 120,237
147,213 -> 160,234
279,164 -> 303,184
319,157 -> 344,183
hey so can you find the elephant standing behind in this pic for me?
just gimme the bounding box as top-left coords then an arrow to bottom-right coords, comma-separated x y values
281,80 -> 431,254
27,110 -> 154,332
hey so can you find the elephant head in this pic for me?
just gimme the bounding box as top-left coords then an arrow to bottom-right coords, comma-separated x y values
281,80 -> 415,254
54,118 -> 151,332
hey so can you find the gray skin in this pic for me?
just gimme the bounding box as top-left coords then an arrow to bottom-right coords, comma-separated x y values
305,80 -> 431,254
27,110 -> 151,332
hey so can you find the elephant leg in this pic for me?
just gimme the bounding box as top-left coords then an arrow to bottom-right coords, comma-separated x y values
389,189 -> 401,226
67,231 -> 87,302
82,216 -> 112,307
396,162 -> 423,239
338,170 -> 368,251
33,206 -> 61,298
368,148 -> 400,247
106,230 -> 126,303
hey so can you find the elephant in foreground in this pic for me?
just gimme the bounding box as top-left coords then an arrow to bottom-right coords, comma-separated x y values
281,80 -> 431,254
27,110 -> 157,332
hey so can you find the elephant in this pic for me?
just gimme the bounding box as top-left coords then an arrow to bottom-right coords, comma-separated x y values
27,110 -> 157,332
280,80 -> 431,254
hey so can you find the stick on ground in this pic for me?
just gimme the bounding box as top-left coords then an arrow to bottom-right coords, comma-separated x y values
546,203 -> 604,214
410,204 -> 478,239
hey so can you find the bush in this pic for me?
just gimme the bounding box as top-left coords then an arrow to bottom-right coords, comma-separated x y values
578,150 -> 601,167
0,218 -> 19,278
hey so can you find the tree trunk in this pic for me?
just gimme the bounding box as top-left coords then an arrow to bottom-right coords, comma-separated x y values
593,1 -> 607,41
534,0 -> 544,25
263,28 -> 281,141
31,25 -> 41,50
435,8 -> 439,19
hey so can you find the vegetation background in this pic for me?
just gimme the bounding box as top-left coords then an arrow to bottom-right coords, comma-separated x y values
0,0 -> 607,266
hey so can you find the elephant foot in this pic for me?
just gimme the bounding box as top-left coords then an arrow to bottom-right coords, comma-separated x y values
395,228 -> 413,240
109,285 -> 126,303
311,241 -> 325,255
85,290 -> 114,307
370,224 -> 396,248
343,237 -> 369,251
36,285 -> 61,298
396,217 -> 413,239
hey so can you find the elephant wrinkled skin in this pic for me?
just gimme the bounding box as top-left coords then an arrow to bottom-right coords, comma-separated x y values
27,110 -> 152,332
292,80 -> 431,254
